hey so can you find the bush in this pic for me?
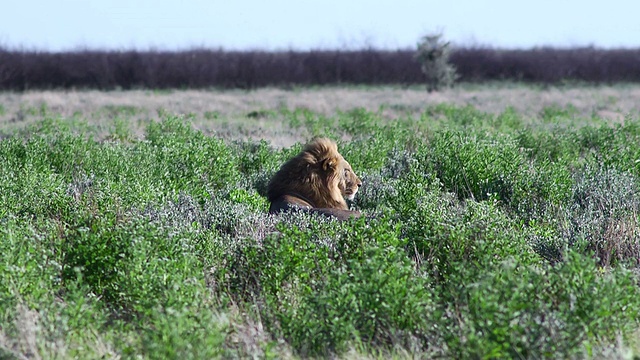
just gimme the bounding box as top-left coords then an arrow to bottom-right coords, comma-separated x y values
424,131 -> 573,219
455,251 -> 640,359
144,116 -> 240,196
563,166 -> 640,266
2,106 -> 640,359
221,218 -> 438,356
415,33 -> 458,92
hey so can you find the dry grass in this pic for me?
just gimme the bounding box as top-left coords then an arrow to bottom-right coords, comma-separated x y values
0,304 -> 119,360
1,84 -> 639,147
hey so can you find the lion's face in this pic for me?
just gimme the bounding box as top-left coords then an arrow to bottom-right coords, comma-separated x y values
339,160 -> 362,201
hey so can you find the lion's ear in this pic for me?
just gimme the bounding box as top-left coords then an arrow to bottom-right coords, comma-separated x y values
322,156 -> 339,171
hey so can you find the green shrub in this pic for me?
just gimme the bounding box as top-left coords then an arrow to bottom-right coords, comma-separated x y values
516,127 -> 581,164
109,117 -> 133,142
3,106 -> 640,359
492,106 -> 524,130
223,218 -> 437,356
428,131 -> 524,203
392,177 -> 541,285
144,116 -> 240,194
284,108 -> 339,138
137,306 -> 226,360
0,218 -> 61,309
423,103 -> 485,128
60,213 -> 211,315
454,251 -> 640,359
426,131 -> 573,217
236,139 -> 280,175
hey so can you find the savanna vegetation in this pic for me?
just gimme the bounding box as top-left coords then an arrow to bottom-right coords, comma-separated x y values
2,86 -> 640,359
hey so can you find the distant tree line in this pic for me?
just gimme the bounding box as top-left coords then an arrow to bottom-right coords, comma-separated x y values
1,47 -> 639,90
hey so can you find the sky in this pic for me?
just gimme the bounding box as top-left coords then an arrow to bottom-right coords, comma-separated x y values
2,0 -> 639,51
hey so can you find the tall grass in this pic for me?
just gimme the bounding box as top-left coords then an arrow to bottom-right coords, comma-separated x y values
1,104 -> 640,358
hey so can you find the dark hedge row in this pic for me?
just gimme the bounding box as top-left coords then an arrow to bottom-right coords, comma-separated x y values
1,47 -> 639,90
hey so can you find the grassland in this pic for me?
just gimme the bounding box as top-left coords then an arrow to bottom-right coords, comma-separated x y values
2,83 -> 638,144
2,84 -> 640,359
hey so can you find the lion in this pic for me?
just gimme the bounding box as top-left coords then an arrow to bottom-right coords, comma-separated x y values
267,138 -> 362,220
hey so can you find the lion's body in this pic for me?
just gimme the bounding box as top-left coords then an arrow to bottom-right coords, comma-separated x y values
267,138 -> 362,220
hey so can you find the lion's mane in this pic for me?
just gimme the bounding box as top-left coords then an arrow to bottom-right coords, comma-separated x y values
267,138 -> 349,211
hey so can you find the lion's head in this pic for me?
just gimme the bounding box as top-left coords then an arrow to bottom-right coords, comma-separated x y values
267,138 -> 362,211
339,160 -> 362,201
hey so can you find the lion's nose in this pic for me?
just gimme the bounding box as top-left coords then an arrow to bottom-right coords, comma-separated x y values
357,183 -> 362,187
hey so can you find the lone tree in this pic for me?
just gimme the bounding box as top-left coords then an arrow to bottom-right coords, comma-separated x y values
415,33 -> 458,92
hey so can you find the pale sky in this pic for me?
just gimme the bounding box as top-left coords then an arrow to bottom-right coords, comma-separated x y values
2,0 -> 639,51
